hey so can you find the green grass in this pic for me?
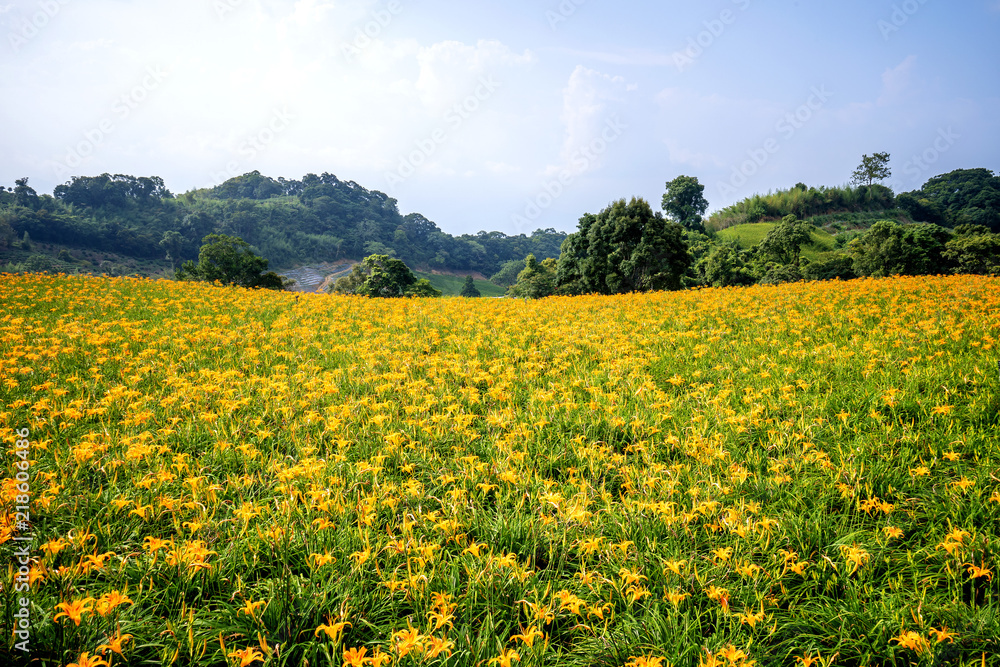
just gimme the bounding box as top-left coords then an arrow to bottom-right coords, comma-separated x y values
717,223 -> 838,260
414,271 -> 505,297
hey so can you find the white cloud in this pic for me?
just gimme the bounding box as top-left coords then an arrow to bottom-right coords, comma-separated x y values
654,87 -> 784,169
547,65 -> 634,176
414,39 -> 533,113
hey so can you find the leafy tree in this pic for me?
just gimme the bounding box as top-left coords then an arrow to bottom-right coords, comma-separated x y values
159,231 -> 185,270
459,275 -> 481,297
409,278 -> 443,298
699,243 -> 756,287
895,192 -> 947,225
351,254 -> 442,298
360,254 -> 417,297
757,215 -> 814,265
54,174 -> 171,209
13,178 -> 39,209
176,233 -> 287,289
801,254 -> 856,282
558,198 -> 691,295
209,171 -> 284,200
849,220 -> 951,277
943,225 -> 1000,275
490,260 -> 524,288
510,254 -> 557,299
0,212 -> 13,249
331,264 -> 368,294
758,262 -> 803,285
554,231 -> 590,295
662,175 -> 709,232
915,168 -> 1000,230
851,152 -> 892,188
18,231 -> 31,252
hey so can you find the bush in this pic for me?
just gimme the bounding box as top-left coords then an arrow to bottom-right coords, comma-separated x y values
801,254 -> 857,281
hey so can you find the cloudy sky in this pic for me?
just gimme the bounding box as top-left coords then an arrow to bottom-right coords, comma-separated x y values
2,0 -> 999,236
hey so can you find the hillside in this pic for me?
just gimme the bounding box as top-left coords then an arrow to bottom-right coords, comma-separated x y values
413,271 -> 506,297
0,171 -> 567,279
706,169 -> 1000,233
717,222 -> 837,260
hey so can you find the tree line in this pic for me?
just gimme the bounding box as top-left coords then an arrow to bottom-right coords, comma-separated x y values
3,161 -> 997,297
502,163 -> 1000,298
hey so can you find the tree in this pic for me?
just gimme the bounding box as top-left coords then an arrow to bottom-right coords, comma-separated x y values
699,243 -> 756,287
409,278 -> 442,297
459,275 -> 481,297
662,175 -> 709,232
895,192 -> 947,225
13,178 -> 39,209
341,254 -> 442,298
159,231 -> 185,270
851,152 -> 892,188
490,260 -> 524,289
360,254 -> 417,297
331,264 -> 368,294
557,198 -> 691,295
509,255 -> 557,299
801,255 -> 856,282
848,220 -> 951,277
943,225 -> 1000,275
0,212 -> 13,249
176,233 -> 287,289
915,168 -> 1000,230
757,215 -> 814,265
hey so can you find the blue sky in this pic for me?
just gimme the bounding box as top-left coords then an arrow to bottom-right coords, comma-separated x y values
2,0 -> 998,237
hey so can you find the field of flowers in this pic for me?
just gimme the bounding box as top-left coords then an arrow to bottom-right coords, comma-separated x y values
1,273 -> 999,667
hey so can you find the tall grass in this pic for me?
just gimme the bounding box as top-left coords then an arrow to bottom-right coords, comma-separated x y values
707,185 -> 898,231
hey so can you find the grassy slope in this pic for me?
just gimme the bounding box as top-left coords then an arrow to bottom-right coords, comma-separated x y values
414,270 -> 505,297
717,223 -> 838,260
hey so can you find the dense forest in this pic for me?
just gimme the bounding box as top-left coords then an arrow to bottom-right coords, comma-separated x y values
0,171 -> 566,275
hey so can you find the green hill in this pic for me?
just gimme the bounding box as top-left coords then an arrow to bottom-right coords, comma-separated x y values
717,223 -> 838,260
413,271 -> 505,297
0,171 -> 567,279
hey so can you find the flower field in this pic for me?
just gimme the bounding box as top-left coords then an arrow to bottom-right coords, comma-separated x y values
2,273 -> 999,667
